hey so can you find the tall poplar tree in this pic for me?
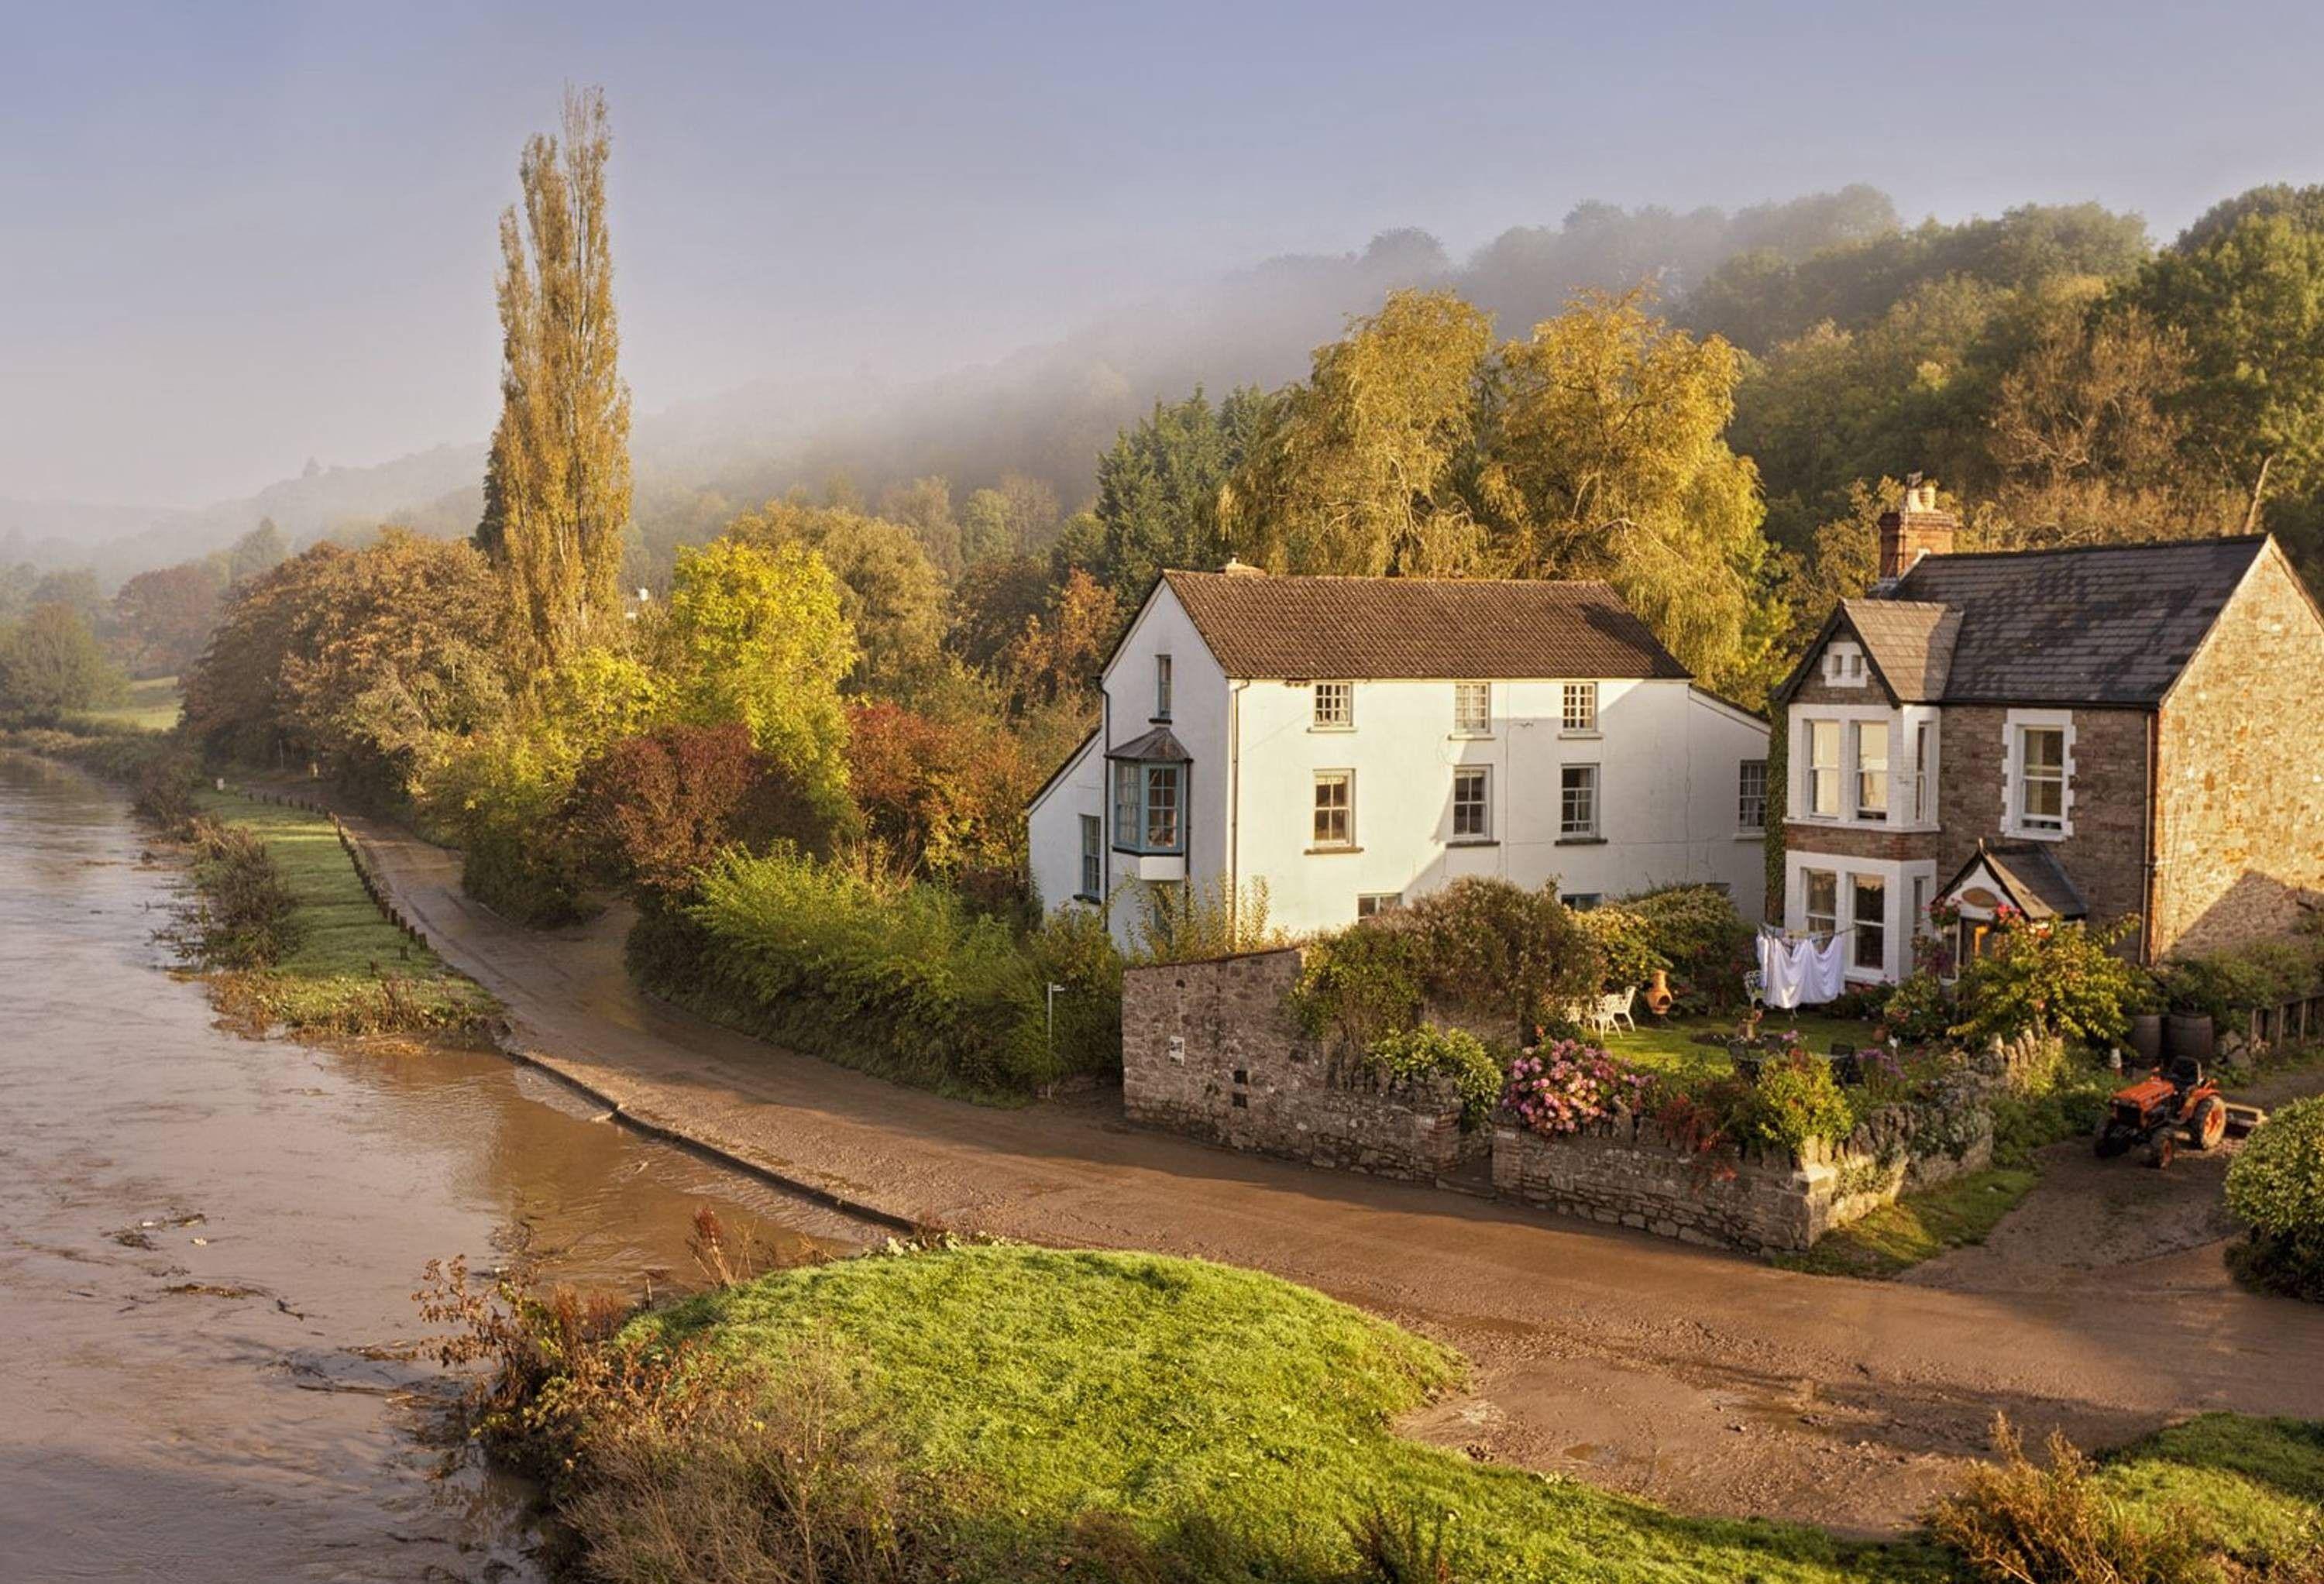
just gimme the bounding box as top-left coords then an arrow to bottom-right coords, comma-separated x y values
476,85 -> 633,676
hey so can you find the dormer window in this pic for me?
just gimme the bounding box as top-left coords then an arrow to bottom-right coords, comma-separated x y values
1824,642 -> 1868,688
1153,654 -> 1172,721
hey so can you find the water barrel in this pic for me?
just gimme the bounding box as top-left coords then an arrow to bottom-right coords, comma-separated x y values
2166,1012 -> 2215,1066
2127,1014 -> 2164,1070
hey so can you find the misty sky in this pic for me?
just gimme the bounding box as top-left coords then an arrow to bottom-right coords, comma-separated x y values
6,0 -> 2323,510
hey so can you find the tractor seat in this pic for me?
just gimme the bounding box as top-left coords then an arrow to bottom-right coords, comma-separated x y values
2167,1056 -> 2204,1090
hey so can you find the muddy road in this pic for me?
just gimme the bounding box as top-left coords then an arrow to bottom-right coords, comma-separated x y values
0,754 -> 871,1582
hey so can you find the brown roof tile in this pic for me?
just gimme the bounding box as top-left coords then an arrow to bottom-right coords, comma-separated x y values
1159,572 -> 1690,681
1840,598 -> 1959,703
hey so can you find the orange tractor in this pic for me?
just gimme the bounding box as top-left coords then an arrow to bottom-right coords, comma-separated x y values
2093,1057 -> 2264,1168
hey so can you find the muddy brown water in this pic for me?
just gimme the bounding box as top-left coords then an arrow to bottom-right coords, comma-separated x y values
0,754 -> 874,1581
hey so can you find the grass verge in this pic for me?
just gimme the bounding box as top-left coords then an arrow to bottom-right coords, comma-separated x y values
1775,1168 -> 2040,1279
187,788 -> 493,1033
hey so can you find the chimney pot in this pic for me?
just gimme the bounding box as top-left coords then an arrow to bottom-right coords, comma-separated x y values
1877,479 -> 1958,587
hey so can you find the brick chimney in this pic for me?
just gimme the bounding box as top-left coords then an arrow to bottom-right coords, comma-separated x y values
1878,477 -> 1958,586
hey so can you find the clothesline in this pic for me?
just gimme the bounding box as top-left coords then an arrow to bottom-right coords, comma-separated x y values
1754,927 -> 1850,1008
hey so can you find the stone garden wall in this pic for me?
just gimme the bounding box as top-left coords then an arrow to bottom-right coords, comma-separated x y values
1120,949 -> 1481,1182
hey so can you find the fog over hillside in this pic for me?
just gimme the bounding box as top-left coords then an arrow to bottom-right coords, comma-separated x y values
9,186 -> 1920,587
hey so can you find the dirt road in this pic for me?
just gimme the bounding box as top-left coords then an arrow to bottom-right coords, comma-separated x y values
340,810 -> 2324,1536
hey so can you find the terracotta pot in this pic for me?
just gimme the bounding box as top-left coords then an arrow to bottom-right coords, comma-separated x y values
1644,967 -> 1674,1017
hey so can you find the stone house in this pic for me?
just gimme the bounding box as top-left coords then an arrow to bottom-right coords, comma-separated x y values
1772,486 -> 2324,983
1026,565 -> 1770,943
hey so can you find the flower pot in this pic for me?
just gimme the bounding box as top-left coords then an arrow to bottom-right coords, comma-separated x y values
1644,967 -> 1674,1018
2165,1012 -> 2214,1067
2126,1013 -> 2163,1070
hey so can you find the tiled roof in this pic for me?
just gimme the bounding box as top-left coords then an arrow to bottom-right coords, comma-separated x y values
1944,840 -> 2089,921
1839,599 -> 1959,703
1160,572 -> 1690,681
1889,537 -> 2267,705
1107,724 -> 1191,762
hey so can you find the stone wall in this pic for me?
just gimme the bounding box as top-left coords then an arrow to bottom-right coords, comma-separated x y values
1491,1088 -> 1992,1254
2154,545 -> 2324,957
1120,948 -> 1481,1181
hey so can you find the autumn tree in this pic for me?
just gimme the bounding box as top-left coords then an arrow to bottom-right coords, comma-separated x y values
1482,288 -> 1776,692
0,602 -> 122,720
476,85 -> 633,675
1223,290 -> 1493,576
573,722 -> 841,901
112,561 -> 225,676
995,567 -> 1119,711
723,500 -> 946,695
877,476 -> 963,579
658,538 -> 856,821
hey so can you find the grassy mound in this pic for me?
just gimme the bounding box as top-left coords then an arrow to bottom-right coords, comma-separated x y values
629,1243 -> 1936,1583
189,789 -> 492,1033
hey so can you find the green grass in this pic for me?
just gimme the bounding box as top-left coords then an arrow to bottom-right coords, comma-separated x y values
634,1243 -> 1947,1583
2100,1414 -> 2324,1565
1604,1012 -> 1889,1083
189,788 -> 493,1032
69,674 -> 180,733
1775,1168 -> 2040,1279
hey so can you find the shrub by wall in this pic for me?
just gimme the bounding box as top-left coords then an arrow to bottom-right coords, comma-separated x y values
2226,1096 -> 2324,1302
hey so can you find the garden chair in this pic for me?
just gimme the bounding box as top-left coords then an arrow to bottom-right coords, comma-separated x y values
1743,969 -> 1766,1008
1600,987 -> 1637,1034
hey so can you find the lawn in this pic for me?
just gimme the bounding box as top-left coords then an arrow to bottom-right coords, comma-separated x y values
1601,1011 -> 1889,1084
1776,1167 -> 2040,1278
189,788 -> 493,1033
70,674 -> 181,733
2098,1413 -> 2324,1565
635,1242 -> 1946,1583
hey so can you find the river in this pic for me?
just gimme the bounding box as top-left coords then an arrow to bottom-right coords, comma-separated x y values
0,753 -> 872,1581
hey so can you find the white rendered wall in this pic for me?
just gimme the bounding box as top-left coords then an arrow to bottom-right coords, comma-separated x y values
1026,732 -> 1101,915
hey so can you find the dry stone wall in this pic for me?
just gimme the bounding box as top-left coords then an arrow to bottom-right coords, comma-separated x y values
1121,949 -> 1480,1181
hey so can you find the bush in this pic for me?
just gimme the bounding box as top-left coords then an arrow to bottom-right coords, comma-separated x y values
1128,873 -> 1286,964
1573,904 -> 1666,988
1366,1025 -> 1505,1131
1954,916 -> 2144,1047
674,848 -> 1079,1095
1293,879 -> 1601,1048
1882,971 -> 1955,1046
1622,884 -> 1755,1012
184,816 -> 303,968
1026,905 -> 1124,1078
573,722 -> 847,902
1740,1051 -> 1857,1158
1929,1415 -> 2213,1584
2164,935 -> 2324,1026
1501,1039 -> 1652,1136
2226,1097 -> 2324,1302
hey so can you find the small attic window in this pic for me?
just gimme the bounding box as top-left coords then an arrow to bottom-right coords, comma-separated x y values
1824,641 -> 1868,688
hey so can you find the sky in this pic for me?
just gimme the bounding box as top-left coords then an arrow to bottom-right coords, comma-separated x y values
5,0 -> 2324,510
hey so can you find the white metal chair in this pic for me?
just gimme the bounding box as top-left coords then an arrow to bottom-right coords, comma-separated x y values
1600,987 -> 1637,1034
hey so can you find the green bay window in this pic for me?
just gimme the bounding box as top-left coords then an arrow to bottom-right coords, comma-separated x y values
1106,725 -> 1191,856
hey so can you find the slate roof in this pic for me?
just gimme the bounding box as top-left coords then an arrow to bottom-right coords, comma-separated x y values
1942,840 -> 2089,921
1887,536 -> 2267,706
1839,599 -> 1960,703
1159,572 -> 1691,681
1106,724 -> 1191,763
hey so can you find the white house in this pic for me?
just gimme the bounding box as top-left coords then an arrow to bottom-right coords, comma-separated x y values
1026,566 -> 1769,943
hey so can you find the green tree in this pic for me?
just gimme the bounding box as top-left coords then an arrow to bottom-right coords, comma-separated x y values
0,602 -> 123,719
877,476 -> 962,579
724,500 -> 946,696
475,85 -> 633,675
1484,289 -> 1779,695
225,519 -> 290,584
1224,290 -> 1494,576
659,538 -> 856,820
1089,387 -> 1270,602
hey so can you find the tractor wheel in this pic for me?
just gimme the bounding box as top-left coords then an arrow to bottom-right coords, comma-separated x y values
2094,1119 -> 2133,1159
2147,1131 -> 2178,1170
2192,1096 -> 2227,1152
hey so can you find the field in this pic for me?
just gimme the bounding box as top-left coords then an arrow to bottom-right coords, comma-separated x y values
189,788 -> 493,1033
70,674 -> 182,733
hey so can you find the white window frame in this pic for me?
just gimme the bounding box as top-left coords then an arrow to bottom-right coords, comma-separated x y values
1806,718 -> 1842,817
2001,708 -> 2075,840
1853,719 -> 1889,823
1738,758 -> 1768,833
1356,892 -> 1401,919
1451,765 -> 1491,841
1452,681 -> 1491,737
1785,853 -> 1938,984
1312,681 -> 1353,730
1153,654 -> 1172,721
1803,868 -> 1838,935
1559,763 -> 1600,838
1851,874 -> 1887,974
1823,641 -> 1868,688
1561,681 -> 1600,734
1078,814 -> 1102,900
1312,769 -> 1355,849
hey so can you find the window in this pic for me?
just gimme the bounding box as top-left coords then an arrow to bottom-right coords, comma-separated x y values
1910,875 -> 1929,939
1312,682 -> 1353,729
1452,765 -> 1490,840
1453,681 -> 1491,736
1807,719 -> 1841,816
1356,892 -> 1401,919
1855,720 -> 1889,820
1078,815 -> 1102,899
1824,642 -> 1867,687
1312,771 -> 1353,848
1913,722 -> 1933,824
1561,681 -> 1599,733
1852,875 -> 1886,973
1559,764 -> 1599,837
1565,892 -> 1604,910
1110,761 -> 1184,854
1803,869 -> 1838,936
2017,726 -> 2066,832
1153,654 -> 1172,720
1738,759 -> 1768,832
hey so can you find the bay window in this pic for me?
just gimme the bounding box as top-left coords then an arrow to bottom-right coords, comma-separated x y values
1110,760 -> 1184,854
